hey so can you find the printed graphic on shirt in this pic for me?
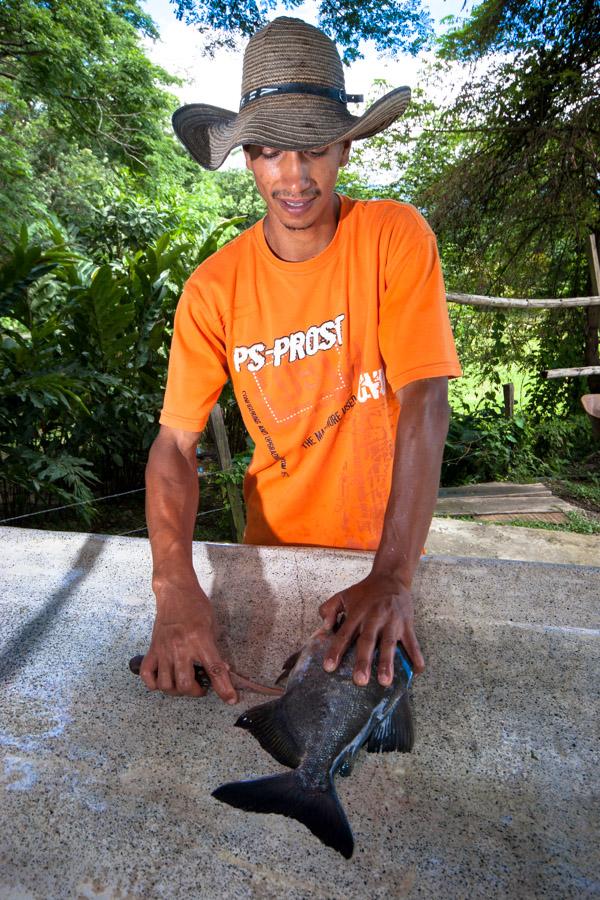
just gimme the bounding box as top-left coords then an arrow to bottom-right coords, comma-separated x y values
357,368 -> 386,403
233,315 -> 388,428
302,393 -> 358,448
233,314 -> 345,373
300,368 -> 387,450
252,344 -> 349,424
235,313 -> 349,425
241,390 -> 289,477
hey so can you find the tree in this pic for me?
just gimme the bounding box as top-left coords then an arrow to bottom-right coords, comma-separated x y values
436,0 -> 600,398
1,0 -> 171,241
0,0 -> 178,167
169,0 -> 433,62
433,0 -> 599,293
345,0 -> 599,412
0,0 -> 225,246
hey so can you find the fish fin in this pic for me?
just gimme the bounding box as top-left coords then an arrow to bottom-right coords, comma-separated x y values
366,693 -> 414,754
235,700 -> 302,769
212,772 -> 354,859
338,754 -> 355,777
275,649 -> 302,685
335,741 -> 362,778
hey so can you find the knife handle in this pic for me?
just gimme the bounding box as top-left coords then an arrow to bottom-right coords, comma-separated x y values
128,654 -> 212,689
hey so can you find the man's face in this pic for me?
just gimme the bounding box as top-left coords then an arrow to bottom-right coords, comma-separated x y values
243,141 -> 351,231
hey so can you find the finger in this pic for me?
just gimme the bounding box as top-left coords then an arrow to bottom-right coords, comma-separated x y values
200,643 -> 238,704
318,593 -> 345,630
207,661 -> 238,704
352,629 -> 378,686
323,617 -> 357,672
140,653 -> 158,690
377,633 -> 397,686
156,662 -> 176,694
402,628 -> 425,675
174,660 -> 206,697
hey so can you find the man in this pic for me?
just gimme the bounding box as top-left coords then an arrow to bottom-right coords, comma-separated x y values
141,17 -> 461,705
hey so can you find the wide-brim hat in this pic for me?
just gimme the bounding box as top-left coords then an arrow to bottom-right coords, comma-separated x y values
173,16 -> 411,171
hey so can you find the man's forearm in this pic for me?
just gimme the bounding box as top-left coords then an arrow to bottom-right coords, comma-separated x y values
145,429 -> 201,594
141,426 -> 238,702
371,377 -> 450,588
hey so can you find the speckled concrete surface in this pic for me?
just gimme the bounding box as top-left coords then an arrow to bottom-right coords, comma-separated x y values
427,516 -> 599,566
0,526 -> 599,899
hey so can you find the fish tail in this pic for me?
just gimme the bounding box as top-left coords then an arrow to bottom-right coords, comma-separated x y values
212,771 -> 354,859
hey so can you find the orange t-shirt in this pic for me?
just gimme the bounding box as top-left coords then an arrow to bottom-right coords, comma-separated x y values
160,195 -> 461,550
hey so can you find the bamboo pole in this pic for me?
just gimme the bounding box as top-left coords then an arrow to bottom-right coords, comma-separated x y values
545,366 -> 600,379
446,292 -> 600,309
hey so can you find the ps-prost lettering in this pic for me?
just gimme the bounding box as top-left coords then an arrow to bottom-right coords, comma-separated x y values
233,314 -> 345,373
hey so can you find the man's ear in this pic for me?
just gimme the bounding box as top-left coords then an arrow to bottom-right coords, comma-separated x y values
243,144 -> 253,171
340,140 -> 352,167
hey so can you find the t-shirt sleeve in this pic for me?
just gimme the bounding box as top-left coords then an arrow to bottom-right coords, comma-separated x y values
379,224 -> 462,393
159,279 -> 228,431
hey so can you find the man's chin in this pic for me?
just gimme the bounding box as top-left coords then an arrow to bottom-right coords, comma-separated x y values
283,222 -> 314,231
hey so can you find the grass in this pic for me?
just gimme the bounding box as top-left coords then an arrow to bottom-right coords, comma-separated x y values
503,510 -> 600,535
547,475 -> 600,514
447,358 -> 541,413
442,509 -> 600,535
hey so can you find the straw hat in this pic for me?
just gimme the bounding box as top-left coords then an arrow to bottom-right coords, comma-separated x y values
173,17 -> 411,171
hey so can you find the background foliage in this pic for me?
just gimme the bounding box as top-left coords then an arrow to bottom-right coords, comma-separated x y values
0,0 -> 597,526
169,0 -> 434,62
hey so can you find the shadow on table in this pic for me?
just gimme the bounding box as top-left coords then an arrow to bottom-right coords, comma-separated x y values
0,534 -> 106,684
204,542 -> 280,683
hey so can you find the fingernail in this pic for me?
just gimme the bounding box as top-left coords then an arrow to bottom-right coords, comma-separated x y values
324,659 -> 335,672
355,671 -> 368,685
227,697 -> 237,705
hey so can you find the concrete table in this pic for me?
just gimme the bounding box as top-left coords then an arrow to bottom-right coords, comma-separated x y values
0,526 -> 598,899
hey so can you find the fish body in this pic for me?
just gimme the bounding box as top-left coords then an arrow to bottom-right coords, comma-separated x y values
212,630 -> 414,858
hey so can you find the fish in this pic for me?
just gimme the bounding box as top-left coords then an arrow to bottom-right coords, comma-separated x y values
212,628 -> 414,858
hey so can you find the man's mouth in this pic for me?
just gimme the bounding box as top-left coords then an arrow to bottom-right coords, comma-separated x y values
276,197 -> 317,214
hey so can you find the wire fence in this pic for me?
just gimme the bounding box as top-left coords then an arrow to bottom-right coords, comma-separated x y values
118,506 -> 227,537
0,469 -> 230,538
0,487 -> 147,525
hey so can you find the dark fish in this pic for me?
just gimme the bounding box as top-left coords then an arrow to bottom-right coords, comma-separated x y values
212,628 -> 414,858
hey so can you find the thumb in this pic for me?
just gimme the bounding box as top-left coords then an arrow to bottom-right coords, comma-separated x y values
319,593 -> 345,630
402,628 -> 425,676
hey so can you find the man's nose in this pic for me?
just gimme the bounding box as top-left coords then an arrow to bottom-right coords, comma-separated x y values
280,152 -> 311,193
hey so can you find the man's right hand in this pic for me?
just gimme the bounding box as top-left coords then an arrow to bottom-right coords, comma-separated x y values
143,426 -> 237,705
139,585 -> 238,704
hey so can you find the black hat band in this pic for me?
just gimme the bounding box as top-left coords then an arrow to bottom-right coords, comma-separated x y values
239,82 -> 364,111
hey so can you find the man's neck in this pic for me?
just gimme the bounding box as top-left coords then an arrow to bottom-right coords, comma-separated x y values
263,194 -> 341,262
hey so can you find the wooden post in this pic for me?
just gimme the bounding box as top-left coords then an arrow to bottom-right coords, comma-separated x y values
502,383 -> 514,418
209,404 -> 246,543
585,234 -> 600,394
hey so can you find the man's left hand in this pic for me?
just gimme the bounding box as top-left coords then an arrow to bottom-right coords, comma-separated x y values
318,574 -> 425,686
